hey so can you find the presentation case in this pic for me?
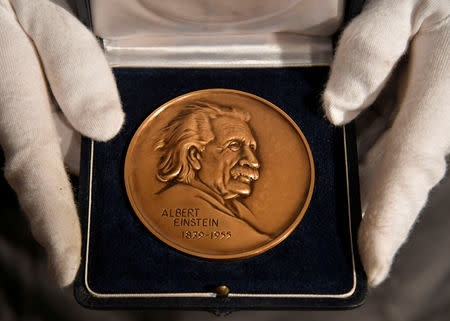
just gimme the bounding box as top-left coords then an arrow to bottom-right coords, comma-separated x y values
74,0 -> 367,312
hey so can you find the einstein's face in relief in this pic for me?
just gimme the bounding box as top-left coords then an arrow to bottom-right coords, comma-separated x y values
195,116 -> 260,199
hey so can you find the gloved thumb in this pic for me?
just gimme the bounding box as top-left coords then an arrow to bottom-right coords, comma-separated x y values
10,0 -> 124,141
323,0 -> 415,125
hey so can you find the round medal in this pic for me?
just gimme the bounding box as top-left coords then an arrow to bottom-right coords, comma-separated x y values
124,89 -> 314,259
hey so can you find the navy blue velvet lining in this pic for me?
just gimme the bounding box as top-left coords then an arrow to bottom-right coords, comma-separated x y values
86,67 -> 354,295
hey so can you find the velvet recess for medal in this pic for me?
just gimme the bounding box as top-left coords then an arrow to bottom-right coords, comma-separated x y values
81,67 -> 357,295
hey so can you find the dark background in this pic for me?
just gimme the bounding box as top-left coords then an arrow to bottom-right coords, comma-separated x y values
2,0 -> 449,318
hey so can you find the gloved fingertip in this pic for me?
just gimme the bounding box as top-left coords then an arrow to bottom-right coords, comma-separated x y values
358,222 -> 394,288
92,107 -> 125,142
76,102 -> 125,142
48,244 -> 81,287
366,263 -> 391,287
323,99 -> 360,126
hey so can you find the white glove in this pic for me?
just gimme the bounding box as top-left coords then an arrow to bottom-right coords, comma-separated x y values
323,0 -> 449,286
0,0 -> 124,286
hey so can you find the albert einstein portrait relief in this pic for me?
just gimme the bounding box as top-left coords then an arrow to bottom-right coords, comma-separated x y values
155,101 -> 269,239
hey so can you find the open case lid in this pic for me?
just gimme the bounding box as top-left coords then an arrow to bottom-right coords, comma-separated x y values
77,0 -> 344,67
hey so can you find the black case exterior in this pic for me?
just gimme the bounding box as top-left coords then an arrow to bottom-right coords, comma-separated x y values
75,1 -> 367,312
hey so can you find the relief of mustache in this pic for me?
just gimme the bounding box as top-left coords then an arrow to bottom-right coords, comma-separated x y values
230,166 -> 259,181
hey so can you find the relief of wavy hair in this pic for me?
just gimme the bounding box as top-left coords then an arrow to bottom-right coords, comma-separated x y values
155,101 -> 250,184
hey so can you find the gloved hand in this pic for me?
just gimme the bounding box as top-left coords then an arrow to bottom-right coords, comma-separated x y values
323,0 -> 449,286
0,0 -> 124,286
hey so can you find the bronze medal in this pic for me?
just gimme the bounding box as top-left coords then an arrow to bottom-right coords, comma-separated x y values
124,89 -> 314,260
